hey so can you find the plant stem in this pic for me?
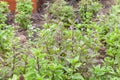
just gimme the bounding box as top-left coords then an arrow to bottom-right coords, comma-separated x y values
36,57 -> 40,72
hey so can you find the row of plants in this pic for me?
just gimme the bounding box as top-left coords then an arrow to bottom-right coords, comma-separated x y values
0,0 -> 32,79
1,0 -> 120,80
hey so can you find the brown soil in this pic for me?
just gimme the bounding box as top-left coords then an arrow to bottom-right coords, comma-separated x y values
100,0 -> 116,8
98,0 -> 116,14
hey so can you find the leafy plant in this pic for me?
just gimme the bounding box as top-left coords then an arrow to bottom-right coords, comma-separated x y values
0,2 -> 16,80
49,0 -> 75,23
1,0 -> 120,80
0,1 -> 9,24
79,0 -> 102,22
15,0 -> 32,30
0,1 -> 14,54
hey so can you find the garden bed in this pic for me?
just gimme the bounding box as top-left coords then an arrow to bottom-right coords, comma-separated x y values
1,0 -> 120,80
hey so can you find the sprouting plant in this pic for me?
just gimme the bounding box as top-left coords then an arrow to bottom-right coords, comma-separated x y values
49,0 -> 75,22
79,0 -> 102,22
15,0 -> 32,30
0,1 -> 9,24
1,0 -> 120,80
0,1 -> 14,54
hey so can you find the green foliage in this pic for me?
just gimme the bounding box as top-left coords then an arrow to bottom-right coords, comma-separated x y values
1,0 -> 120,80
0,1 -> 9,24
49,0 -> 75,22
0,25 -> 14,54
79,0 -> 102,22
0,1 -> 14,54
9,21 -> 101,80
0,2 -> 16,80
15,0 -> 32,30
